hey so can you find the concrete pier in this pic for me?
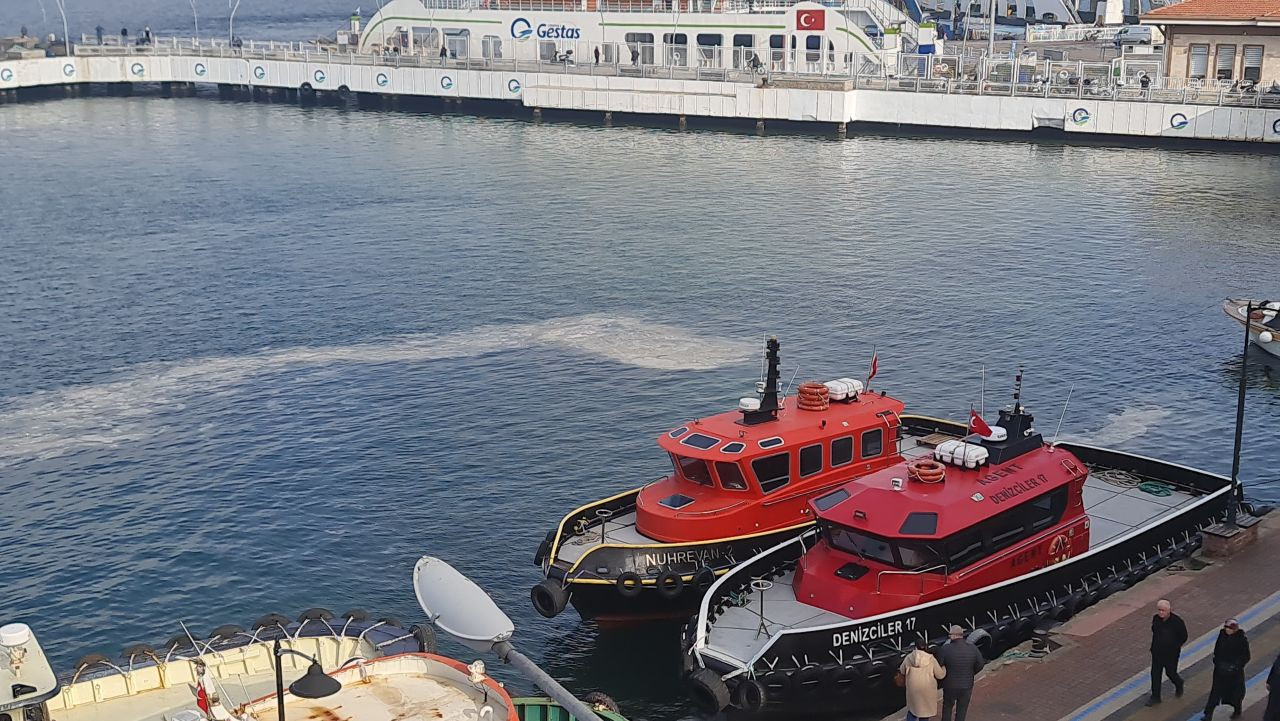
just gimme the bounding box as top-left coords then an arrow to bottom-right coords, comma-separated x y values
881,512 -> 1280,721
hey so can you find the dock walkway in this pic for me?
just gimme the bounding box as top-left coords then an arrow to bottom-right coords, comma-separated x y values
892,514 -> 1280,721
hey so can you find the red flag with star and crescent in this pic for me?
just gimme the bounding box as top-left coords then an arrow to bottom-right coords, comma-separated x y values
797,9 -> 825,30
866,352 -> 878,384
969,408 -> 993,437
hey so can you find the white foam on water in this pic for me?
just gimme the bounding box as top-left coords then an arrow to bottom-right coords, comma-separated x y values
0,313 -> 753,465
1062,406 -> 1172,446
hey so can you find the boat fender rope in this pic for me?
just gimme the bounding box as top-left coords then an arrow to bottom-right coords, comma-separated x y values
616,572 -> 644,598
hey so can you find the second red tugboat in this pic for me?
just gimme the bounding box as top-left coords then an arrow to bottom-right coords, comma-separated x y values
531,338 -> 938,622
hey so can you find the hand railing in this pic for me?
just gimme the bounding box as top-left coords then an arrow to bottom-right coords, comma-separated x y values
875,563 -> 947,593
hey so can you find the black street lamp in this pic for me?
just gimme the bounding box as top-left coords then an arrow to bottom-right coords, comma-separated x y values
272,639 -> 341,721
1226,300 -> 1258,528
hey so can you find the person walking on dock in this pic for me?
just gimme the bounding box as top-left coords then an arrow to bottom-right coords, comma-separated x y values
1204,619 -> 1250,720
1264,652 -> 1280,721
1148,599 -> 1188,706
937,625 -> 984,721
95,25 -> 104,45
121,27 -> 129,45
900,638 -> 947,721
439,42 -> 448,63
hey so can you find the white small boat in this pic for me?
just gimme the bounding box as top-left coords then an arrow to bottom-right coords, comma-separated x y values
1223,298 -> 1280,359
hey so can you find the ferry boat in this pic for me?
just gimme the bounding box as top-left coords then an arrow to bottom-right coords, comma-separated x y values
1224,298 -> 1280,359
2,581 -> 623,721
529,338 -> 952,622
342,0 -> 1081,74
682,379 -> 1254,714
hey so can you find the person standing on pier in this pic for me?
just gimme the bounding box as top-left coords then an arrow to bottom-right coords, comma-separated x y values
121,27 -> 129,45
937,625 -> 984,721
900,638 -> 947,721
1148,599 -> 1188,706
95,25 -> 104,45
1204,619 -> 1250,720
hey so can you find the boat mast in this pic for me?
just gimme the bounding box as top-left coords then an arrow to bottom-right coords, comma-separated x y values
742,337 -> 781,425
1227,301 -> 1252,527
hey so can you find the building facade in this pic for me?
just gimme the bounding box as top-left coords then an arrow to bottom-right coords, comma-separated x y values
1142,0 -> 1280,85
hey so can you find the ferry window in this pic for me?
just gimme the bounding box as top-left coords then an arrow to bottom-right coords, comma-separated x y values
814,488 -> 849,511
715,461 -> 749,491
769,34 -> 785,49
733,33 -> 754,47
1024,4 -> 1036,18
539,40 -> 557,61
800,443 -> 823,477
826,524 -> 896,566
482,35 -> 503,59
831,436 -> 854,467
697,33 -> 722,46
624,32 -> 655,64
601,42 -> 617,64
751,452 -> 791,494
671,454 -> 713,486
860,429 -> 883,459
945,529 -> 985,569
445,28 -> 469,58
681,433 -> 720,450
1028,487 -> 1068,533
721,442 -> 745,454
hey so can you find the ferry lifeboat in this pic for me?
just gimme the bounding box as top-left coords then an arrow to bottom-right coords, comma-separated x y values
531,337 -> 931,622
683,379 -> 1257,715
1223,298 -> 1280,359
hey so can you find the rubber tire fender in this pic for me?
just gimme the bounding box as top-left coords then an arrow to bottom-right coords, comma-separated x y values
732,677 -> 767,711
790,663 -> 823,692
829,663 -> 864,694
252,613 -> 291,631
410,623 -> 439,654
760,669 -> 790,694
693,566 -> 717,590
687,667 -> 731,713
207,624 -> 245,640
530,579 -> 570,618
657,569 -> 685,600
616,572 -> 643,598
534,530 -> 555,566
297,608 -> 335,622
583,691 -> 620,713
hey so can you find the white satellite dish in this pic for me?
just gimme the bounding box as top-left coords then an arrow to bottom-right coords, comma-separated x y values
413,556 -> 515,654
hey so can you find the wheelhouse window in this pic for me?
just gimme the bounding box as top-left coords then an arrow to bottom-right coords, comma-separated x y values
860,428 -> 883,458
831,436 -> 854,467
681,433 -> 720,450
825,524 -> 896,565
715,461 -> 749,490
671,454 -> 712,486
800,443 -> 823,477
1027,486 -> 1069,532
751,452 -> 791,494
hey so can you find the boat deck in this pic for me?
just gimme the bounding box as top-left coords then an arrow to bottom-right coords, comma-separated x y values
555,510 -> 650,565
699,462 -> 1205,669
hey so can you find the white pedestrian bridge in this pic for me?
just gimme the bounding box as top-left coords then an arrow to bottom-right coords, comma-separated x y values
3,38 -> 1279,143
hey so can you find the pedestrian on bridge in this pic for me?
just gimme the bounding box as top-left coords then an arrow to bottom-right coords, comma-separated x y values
1204,619 -> 1250,720
1148,599 -> 1188,706
937,625 -> 984,721
95,25 -> 104,45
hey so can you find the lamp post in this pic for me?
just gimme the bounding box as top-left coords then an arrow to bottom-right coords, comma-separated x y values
229,0 -> 243,44
272,639 -> 342,721
190,0 -> 200,37
52,0 -> 72,55
1226,300 -> 1253,528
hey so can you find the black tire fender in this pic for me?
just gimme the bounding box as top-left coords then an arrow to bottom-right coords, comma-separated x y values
693,566 -> 717,590
530,579 -> 570,618
617,572 -> 643,598
760,669 -> 790,694
657,569 -> 684,599
732,677 -> 767,710
829,663 -> 864,694
687,667 -> 731,713
297,608 -> 334,622
252,613 -> 291,631
207,624 -> 245,640
583,691 -> 620,713
410,623 -> 438,654
790,663 -> 823,692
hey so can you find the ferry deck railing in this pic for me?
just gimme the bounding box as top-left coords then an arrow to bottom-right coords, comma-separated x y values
64,36 -> 1280,110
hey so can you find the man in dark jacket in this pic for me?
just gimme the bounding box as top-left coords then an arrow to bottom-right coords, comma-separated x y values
1204,619 -> 1250,720
1149,599 -> 1188,705
1264,652 -> 1280,721
937,625 -> 985,721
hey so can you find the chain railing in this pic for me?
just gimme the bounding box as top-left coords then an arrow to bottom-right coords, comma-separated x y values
42,38 -> 1280,109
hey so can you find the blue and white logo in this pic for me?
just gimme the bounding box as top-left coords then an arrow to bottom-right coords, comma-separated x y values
254,66 -> 265,80
131,62 -> 145,77
441,75 -> 454,90
376,72 -> 389,87
313,69 -> 326,84
194,62 -> 207,77
1170,112 -> 1188,130
1071,108 -> 1090,126
511,17 -> 580,40
507,78 -> 521,94
0,68 -> 12,82
63,63 -> 75,77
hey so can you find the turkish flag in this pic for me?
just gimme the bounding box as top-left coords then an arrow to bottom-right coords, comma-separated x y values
195,681 -> 212,718
969,409 -> 993,437
797,9 -> 825,30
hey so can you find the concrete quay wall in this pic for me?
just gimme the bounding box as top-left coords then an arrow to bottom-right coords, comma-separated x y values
3,54 -> 1279,143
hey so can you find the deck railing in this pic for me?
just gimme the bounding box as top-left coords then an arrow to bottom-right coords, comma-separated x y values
60,37 -> 1280,110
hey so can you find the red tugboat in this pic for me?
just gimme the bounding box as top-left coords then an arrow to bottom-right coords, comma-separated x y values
684,376 -> 1248,715
531,338 -> 935,622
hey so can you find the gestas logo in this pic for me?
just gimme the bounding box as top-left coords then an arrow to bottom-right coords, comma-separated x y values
511,17 -> 581,40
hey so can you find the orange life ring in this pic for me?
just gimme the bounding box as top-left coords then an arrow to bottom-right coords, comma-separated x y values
797,381 -> 830,411
907,458 -> 946,483
1049,534 -> 1072,564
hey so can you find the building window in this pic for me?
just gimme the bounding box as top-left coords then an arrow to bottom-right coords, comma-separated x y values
751,452 -> 791,494
1243,45 -> 1263,82
1215,44 -> 1237,81
1189,44 -> 1209,80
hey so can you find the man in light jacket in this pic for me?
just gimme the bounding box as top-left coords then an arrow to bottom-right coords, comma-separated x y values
937,625 -> 985,721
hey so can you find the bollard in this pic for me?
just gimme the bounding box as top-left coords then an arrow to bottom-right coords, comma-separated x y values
1029,629 -> 1050,658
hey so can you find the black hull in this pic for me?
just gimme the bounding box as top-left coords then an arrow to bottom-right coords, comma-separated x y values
686,434 -> 1238,715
